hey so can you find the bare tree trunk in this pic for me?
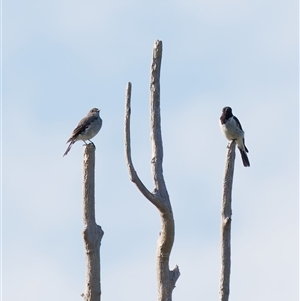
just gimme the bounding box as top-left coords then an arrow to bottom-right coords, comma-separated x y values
219,140 -> 236,301
82,144 -> 104,301
124,40 -> 180,301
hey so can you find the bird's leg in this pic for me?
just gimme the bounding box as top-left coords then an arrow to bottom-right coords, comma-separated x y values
227,139 -> 236,148
88,140 -> 96,149
82,140 -> 88,146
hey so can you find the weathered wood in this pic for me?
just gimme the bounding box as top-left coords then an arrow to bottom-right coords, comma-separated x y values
82,144 -> 104,301
124,40 -> 180,301
219,140 -> 236,301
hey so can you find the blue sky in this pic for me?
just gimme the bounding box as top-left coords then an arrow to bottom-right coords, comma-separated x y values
2,1 -> 298,300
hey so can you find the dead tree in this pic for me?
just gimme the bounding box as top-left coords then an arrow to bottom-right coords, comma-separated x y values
82,144 -> 104,301
124,40 -> 180,301
219,140 -> 236,301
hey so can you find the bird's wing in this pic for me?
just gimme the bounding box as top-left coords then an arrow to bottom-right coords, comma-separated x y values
68,114 -> 98,141
233,116 -> 244,131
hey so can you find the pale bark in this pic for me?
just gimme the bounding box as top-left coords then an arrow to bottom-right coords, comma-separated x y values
219,140 -> 236,301
124,40 -> 180,301
82,144 -> 104,301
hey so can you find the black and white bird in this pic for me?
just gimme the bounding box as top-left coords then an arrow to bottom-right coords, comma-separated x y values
220,106 -> 250,167
63,108 -> 102,156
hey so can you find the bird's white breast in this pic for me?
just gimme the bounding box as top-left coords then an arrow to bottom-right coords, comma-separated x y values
220,117 -> 244,141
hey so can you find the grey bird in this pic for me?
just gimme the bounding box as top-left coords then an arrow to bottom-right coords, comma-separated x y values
220,106 -> 250,167
63,108 -> 102,156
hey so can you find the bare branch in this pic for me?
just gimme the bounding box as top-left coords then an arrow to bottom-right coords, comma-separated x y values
124,40 -> 180,301
150,41 -> 169,203
82,144 -> 104,301
219,140 -> 236,301
124,82 -> 164,209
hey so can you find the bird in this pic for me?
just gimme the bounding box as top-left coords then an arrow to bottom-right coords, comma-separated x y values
220,106 -> 250,167
63,108 -> 102,156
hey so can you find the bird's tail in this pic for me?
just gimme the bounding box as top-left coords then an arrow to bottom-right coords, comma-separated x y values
63,141 -> 75,157
238,147 -> 250,167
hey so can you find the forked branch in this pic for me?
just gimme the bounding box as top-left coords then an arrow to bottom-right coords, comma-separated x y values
124,40 -> 180,301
